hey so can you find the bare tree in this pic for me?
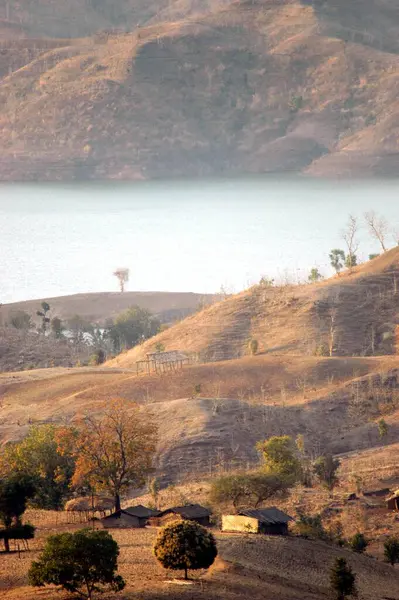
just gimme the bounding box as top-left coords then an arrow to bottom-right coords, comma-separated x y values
342,215 -> 359,271
113,268 -> 129,293
364,210 -> 389,252
328,307 -> 337,357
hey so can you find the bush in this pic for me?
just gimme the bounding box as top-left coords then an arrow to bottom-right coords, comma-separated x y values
384,536 -> 399,566
330,557 -> 357,600
295,513 -> 327,540
249,339 -> 258,355
28,529 -> 125,599
153,520 -> 217,580
89,349 -> 106,365
348,532 -> 368,554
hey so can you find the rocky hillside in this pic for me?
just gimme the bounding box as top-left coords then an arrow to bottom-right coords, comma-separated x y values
2,0 -> 399,179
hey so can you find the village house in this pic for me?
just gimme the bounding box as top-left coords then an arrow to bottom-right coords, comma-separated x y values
222,507 -> 293,535
101,505 -> 160,529
150,504 -> 211,527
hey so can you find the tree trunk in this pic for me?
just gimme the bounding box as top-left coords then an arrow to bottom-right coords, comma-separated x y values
184,566 -> 188,580
115,493 -> 121,512
4,537 -> 9,553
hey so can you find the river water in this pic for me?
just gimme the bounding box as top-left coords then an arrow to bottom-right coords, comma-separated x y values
0,177 -> 398,303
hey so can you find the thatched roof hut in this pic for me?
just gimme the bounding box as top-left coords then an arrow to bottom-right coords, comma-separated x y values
64,496 -> 114,521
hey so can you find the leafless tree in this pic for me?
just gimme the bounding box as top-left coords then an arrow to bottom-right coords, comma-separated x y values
364,210 -> 389,252
113,268 -> 129,293
342,214 -> 359,271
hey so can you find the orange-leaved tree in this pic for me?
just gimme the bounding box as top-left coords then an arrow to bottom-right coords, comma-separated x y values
56,399 -> 157,512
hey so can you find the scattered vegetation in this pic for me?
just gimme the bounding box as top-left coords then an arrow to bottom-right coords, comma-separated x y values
384,537 -> 399,566
330,557 -> 357,600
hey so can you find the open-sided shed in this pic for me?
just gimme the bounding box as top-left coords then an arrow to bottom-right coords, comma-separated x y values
222,507 -> 293,535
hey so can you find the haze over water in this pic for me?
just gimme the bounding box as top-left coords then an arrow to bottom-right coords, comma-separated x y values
1,177 -> 399,304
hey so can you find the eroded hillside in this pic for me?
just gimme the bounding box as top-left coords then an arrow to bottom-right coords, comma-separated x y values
2,0 -> 399,179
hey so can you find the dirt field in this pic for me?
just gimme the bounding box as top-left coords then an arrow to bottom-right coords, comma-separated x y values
1,510 -> 399,600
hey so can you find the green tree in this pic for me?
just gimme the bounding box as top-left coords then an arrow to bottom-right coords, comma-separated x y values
377,418 -> 388,439
210,472 -> 290,509
308,268 -> 323,283
51,317 -> 64,339
0,474 -> 36,551
107,306 -> 161,353
295,512 -> 327,540
36,302 -> 51,334
349,532 -> 368,554
153,520 -> 217,580
0,424 -> 76,509
329,249 -> 346,276
313,454 -> 340,493
384,537 -> 399,566
257,435 -> 302,483
345,254 -> 358,269
249,339 -> 258,355
9,310 -> 34,330
155,341 -> 165,353
149,477 -> 160,510
369,253 -> 379,260
330,557 -> 357,600
28,529 -> 125,599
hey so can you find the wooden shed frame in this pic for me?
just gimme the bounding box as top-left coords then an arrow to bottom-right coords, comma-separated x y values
136,350 -> 190,374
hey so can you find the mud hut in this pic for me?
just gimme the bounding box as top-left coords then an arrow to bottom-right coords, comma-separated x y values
101,505 -> 160,529
222,507 -> 293,535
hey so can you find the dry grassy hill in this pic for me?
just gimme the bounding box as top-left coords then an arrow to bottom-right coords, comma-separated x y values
1,290 -> 217,327
109,248 -> 399,366
3,0 -> 399,179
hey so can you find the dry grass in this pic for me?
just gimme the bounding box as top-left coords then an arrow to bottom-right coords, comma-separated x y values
1,508 -> 399,600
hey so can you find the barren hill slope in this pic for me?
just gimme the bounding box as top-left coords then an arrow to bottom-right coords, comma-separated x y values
1,290 -> 217,326
3,0 -> 399,179
1,353 -> 398,482
109,248 -> 399,366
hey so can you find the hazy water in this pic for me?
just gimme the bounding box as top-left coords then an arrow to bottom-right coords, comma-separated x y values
1,177 -> 398,304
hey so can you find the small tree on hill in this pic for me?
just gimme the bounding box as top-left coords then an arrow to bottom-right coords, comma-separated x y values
313,454 -> 340,494
153,520 -> 217,580
349,532 -> 368,554
330,557 -> 357,600
28,529 -> 125,599
384,537 -> 399,566
249,339 -> 258,355
9,310 -> 34,330
345,253 -> 358,269
369,253 -> 379,260
342,215 -> 359,273
330,249 -> 346,276
308,268 -> 323,283
377,418 -> 388,440
257,435 -> 302,483
36,302 -> 51,334
113,268 -> 129,293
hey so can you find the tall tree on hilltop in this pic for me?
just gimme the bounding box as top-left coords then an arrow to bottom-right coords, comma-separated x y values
364,210 -> 388,252
36,302 -> 51,334
329,249 -> 346,276
57,399 -> 157,512
113,268 -> 129,293
342,215 -> 359,272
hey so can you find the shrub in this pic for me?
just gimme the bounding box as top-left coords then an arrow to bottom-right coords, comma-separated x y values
153,520 -> 217,580
28,529 -> 125,599
295,512 -> 327,540
249,339 -> 258,355
384,536 -> 399,566
89,349 -> 106,365
313,454 -> 340,493
348,532 -> 368,554
330,557 -> 357,600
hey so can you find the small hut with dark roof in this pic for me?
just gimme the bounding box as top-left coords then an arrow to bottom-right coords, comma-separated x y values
222,507 -> 293,535
152,504 -> 211,527
101,505 -> 160,529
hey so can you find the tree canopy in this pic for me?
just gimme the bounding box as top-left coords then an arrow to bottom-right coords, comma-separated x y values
256,435 -> 302,483
154,520 -> 217,580
107,306 -> 161,353
57,399 -> 157,511
0,474 -> 36,551
29,529 -> 125,599
313,454 -> 340,492
210,472 -> 290,509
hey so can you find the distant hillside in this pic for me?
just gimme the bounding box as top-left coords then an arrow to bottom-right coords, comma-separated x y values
108,248 -> 399,366
3,0 -> 399,179
1,290 -> 218,327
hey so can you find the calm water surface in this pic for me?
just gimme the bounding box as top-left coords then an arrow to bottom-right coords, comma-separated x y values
1,177 -> 398,303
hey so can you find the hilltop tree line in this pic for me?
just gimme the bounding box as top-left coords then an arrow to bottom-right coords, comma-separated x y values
5,302 -> 162,363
